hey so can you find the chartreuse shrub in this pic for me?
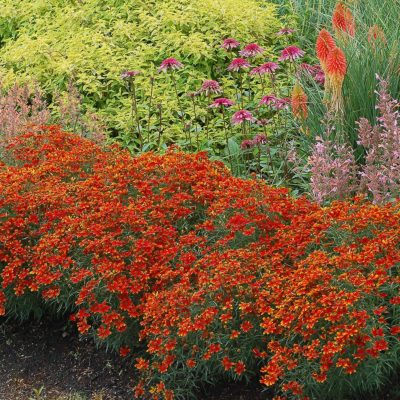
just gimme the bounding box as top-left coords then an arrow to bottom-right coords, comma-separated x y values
0,0 -> 282,145
1,127 -> 400,399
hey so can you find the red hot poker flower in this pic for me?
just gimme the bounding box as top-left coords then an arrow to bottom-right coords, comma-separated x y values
332,2 -> 355,38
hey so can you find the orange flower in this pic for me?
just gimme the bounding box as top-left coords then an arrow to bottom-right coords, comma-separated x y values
368,25 -> 386,47
332,2 -> 355,38
291,82 -> 308,120
326,47 -> 347,113
316,29 -> 336,67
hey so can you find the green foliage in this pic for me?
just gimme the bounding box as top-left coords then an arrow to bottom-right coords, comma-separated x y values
0,0 -> 281,144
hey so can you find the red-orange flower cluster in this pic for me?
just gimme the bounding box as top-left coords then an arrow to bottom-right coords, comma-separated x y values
1,127 -> 399,400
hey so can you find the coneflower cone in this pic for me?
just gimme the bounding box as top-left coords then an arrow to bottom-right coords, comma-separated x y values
332,2 -> 355,38
291,82 -> 308,120
316,29 -> 336,97
326,47 -> 347,113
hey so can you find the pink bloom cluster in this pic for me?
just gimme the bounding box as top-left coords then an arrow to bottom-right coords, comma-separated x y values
240,133 -> 267,149
231,109 -> 254,125
279,46 -> 305,62
209,98 -> 235,108
199,80 -> 222,95
158,58 -> 184,72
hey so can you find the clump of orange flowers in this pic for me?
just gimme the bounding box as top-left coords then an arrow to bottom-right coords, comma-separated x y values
332,1 -> 356,38
1,127 -> 400,399
291,82 -> 308,120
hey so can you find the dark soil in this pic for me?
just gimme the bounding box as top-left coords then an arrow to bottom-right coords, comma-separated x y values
0,317 -> 268,400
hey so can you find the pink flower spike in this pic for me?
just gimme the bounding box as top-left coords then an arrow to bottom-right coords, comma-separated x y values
222,38 -> 241,50
240,43 -> 264,58
277,28 -> 296,36
209,98 -> 235,108
232,109 -> 255,125
121,70 -> 141,80
158,58 -> 184,73
259,95 -> 277,106
279,46 -> 305,62
199,80 -> 222,96
227,58 -> 251,72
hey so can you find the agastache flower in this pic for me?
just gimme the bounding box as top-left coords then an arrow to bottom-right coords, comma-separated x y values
199,80 -> 222,95
158,58 -> 184,72
209,98 -> 235,108
277,28 -> 296,36
121,70 -> 141,80
222,38 -> 240,50
279,46 -> 305,62
227,58 -> 251,72
291,82 -> 308,120
332,2 -> 355,38
240,43 -> 264,58
231,109 -> 254,125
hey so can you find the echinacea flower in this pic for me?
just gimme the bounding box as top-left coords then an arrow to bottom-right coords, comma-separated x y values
256,118 -> 271,127
222,38 -> 241,50
259,95 -> 277,106
253,133 -> 267,144
332,2 -> 355,38
250,62 -> 279,76
227,58 -> 251,72
121,70 -> 141,80
209,98 -> 235,108
232,109 -> 254,125
240,139 -> 255,149
158,58 -> 184,72
240,43 -> 264,58
291,82 -> 308,120
199,80 -> 222,95
273,98 -> 290,110
277,28 -> 295,36
279,46 -> 305,62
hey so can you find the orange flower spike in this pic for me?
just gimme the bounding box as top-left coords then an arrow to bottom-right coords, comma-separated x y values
326,46 -> 347,113
368,25 -> 387,47
316,29 -> 336,67
291,82 -> 308,120
332,2 -> 355,38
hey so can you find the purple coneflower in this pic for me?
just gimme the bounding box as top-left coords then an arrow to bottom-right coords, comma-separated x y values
209,98 -> 235,108
256,118 -> 271,127
121,70 -> 141,80
240,43 -> 264,58
259,95 -> 278,106
222,38 -> 241,50
158,58 -> 184,72
240,139 -> 255,149
259,62 -> 279,74
231,109 -> 254,125
273,97 -> 290,110
227,58 -> 251,72
253,134 -> 267,145
199,80 -> 222,96
277,28 -> 296,36
279,46 -> 305,62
